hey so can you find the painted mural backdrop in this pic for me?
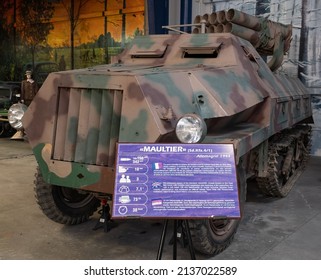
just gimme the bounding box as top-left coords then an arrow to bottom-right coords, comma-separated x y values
48,0 -> 144,69
0,0 -> 144,80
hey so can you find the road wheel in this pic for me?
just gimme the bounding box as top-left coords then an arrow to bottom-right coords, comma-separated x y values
0,123 -> 16,138
34,167 -> 100,225
189,163 -> 246,256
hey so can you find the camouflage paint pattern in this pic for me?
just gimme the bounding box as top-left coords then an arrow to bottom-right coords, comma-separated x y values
22,10 -> 313,195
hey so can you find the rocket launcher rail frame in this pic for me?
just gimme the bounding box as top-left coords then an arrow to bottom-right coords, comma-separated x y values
163,9 -> 292,72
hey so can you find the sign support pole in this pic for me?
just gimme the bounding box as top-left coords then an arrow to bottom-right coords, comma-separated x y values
156,219 -> 196,260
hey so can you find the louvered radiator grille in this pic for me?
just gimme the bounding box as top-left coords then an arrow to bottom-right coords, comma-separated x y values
52,87 -> 123,167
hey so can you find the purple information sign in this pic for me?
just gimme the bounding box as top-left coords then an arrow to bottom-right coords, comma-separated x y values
112,143 -> 240,219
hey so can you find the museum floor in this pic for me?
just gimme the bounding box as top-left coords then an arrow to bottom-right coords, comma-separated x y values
1,137 -> 321,260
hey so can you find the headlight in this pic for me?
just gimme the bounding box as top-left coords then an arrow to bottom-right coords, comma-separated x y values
175,114 -> 207,143
8,103 -> 28,130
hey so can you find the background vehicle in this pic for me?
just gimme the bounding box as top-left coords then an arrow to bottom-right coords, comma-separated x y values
19,9 -> 313,256
0,83 -> 20,137
23,61 -> 59,86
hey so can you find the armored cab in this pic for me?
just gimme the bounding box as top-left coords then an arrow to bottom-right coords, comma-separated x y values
18,9 -> 313,256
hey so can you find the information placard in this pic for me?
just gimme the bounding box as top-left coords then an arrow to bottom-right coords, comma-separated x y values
112,143 -> 240,219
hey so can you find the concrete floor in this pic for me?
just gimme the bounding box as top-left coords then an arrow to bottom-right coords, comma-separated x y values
1,137 -> 321,260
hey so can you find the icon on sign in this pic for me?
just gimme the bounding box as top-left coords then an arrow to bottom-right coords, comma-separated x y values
152,182 -> 163,189
151,199 -> 163,206
119,185 -> 130,193
152,162 -> 163,170
118,166 -> 128,173
120,157 -> 131,162
119,174 -> 131,183
119,195 -> 131,204
118,206 -> 128,215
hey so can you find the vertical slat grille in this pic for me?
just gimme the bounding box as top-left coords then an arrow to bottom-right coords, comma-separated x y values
53,87 -> 123,166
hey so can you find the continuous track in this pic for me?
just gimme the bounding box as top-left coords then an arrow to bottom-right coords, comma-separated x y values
256,124 -> 311,197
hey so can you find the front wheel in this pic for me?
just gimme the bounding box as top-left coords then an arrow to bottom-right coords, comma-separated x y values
34,167 -> 101,225
189,163 -> 246,256
0,122 -> 16,138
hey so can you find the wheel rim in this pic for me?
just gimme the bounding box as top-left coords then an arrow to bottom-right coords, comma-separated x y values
56,186 -> 95,208
209,218 -> 235,236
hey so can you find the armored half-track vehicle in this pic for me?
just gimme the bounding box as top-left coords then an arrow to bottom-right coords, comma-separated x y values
15,9 -> 313,256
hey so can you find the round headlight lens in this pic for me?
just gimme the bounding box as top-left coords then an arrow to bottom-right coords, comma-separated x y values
175,114 -> 207,143
8,103 -> 28,130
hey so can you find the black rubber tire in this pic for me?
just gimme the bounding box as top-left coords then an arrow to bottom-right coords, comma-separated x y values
189,163 -> 247,256
34,167 -> 101,225
0,123 -> 16,138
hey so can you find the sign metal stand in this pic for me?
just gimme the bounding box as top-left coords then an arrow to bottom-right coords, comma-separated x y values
156,219 -> 196,260
93,199 -> 116,232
